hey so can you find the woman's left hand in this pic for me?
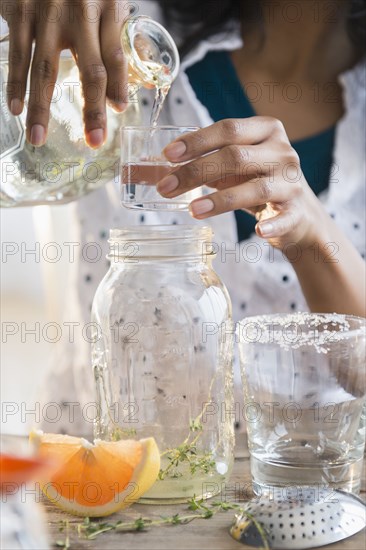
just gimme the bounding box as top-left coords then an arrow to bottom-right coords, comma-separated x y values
157,117 -> 323,250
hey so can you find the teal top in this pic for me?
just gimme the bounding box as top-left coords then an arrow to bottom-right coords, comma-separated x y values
186,50 -> 336,242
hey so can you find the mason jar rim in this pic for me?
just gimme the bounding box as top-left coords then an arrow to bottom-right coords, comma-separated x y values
109,225 -> 212,241
108,225 -> 215,261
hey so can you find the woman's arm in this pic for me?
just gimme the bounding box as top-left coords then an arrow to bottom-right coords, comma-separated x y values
157,117 -> 365,317
283,190 -> 366,316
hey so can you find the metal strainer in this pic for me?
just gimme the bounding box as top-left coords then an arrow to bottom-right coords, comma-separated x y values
230,488 -> 366,549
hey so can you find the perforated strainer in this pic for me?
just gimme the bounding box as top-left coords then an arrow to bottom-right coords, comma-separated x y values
230,488 -> 366,549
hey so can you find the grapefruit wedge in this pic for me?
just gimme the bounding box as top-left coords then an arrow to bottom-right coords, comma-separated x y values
29,430 -> 160,517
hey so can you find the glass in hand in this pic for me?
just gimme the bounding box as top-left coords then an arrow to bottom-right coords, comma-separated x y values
121,126 -> 203,211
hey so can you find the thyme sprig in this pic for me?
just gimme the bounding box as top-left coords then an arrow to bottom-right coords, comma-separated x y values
78,497 -> 240,538
158,377 -> 219,480
56,497 -> 269,550
98,367 -> 224,481
157,442 -> 216,480
110,427 -> 137,441
55,520 -> 70,549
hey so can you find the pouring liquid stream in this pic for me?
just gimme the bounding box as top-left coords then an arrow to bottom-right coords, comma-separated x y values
150,83 -> 170,127
146,63 -> 172,161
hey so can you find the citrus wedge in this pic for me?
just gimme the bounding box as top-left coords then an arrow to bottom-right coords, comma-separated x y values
29,430 -> 160,517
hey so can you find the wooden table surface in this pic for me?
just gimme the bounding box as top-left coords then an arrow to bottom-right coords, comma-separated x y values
43,444 -> 366,550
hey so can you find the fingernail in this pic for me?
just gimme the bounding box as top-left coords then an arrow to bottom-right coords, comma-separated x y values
258,222 -> 274,237
87,128 -> 105,148
157,175 -> 179,195
190,198 -> 214,217
10,98 -> 23,116
109,100 -> 128,113
163,141 -> 187,160
30,124 -> 46,147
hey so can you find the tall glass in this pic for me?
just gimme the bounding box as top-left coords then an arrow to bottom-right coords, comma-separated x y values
237,313 -> 366,496
121,126 -> 203,210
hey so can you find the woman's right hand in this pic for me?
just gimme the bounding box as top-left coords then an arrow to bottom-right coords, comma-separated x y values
158,117 -> 366,316
158,117 -> 322,252
1,0 -> 130,148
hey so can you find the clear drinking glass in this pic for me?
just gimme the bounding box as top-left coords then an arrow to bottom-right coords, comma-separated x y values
237,313 -> 366,496
121,126 -> 203,210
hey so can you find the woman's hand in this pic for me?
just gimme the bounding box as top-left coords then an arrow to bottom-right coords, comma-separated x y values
157,117 -> 323,251
158,117 -> 366,316
1,0 -> 130,148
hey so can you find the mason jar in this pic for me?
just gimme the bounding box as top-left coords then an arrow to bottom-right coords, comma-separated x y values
91,225 -> 235,503
0,16 -> 179,206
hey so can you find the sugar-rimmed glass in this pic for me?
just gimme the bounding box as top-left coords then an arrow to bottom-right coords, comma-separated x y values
237,312 -> 366,496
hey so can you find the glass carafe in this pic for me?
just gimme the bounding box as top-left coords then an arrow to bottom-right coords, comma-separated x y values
91,225 -> 235,503
0,16 -> 179,206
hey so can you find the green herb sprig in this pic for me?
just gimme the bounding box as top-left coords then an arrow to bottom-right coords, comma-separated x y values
55,520 -> 70,549
56,497 -> 269,550
78,496 -> 239,539
158,377 -> 219,480
97,367 -> 225,481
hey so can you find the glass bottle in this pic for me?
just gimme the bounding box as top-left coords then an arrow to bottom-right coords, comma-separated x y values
91,225 -> 235,503
0,16 -> 179,207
